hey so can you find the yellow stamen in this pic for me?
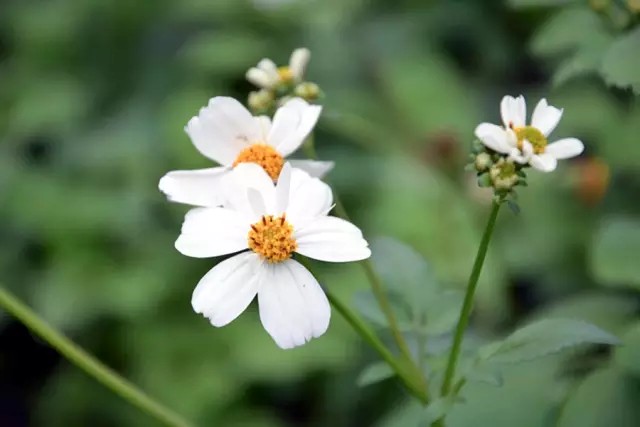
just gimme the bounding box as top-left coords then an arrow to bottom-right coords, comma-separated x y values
248,214 -> 297,263
513,126 -> 547,154
233,143 -> 284,180
277,66 -> 294,83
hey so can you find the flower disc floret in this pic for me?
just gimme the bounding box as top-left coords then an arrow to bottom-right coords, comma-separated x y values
248,214 -> 297,263
233,144 -> 284,180
514,126 -> 547,155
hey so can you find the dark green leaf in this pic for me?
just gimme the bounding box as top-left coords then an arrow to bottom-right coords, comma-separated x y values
479,318 -> 620,364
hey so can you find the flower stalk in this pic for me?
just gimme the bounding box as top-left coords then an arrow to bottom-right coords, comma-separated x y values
434,199 -> 502,425
0,286 -> 193,427
303,136 -> 428,396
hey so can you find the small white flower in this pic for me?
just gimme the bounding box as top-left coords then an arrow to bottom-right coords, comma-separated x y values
475,95 -> 584,172
159,96 -> 333,207
246,48 -> 311,90
176,163 -> 371,349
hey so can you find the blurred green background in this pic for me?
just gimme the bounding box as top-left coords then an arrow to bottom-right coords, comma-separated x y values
1,0 -> 639,426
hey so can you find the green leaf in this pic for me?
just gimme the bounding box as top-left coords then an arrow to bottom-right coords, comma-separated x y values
422,397 -> 456,424
352,290 -> 389,327
557,367 -> 640,427
479,318 -> 620,364
531,8 -> 604,58
614,322 -> 640,378
591,217 -> 640,289
601,27 -> 640,94
465,366 -> 504,388
356,362 -> 395,387
508,0 -> 576,8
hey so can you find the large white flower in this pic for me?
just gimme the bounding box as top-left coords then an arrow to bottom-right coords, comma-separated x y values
159,96 -> 333,207
176,163 -> 371,349
475,95 -> 584,172
246,48 -> 310,90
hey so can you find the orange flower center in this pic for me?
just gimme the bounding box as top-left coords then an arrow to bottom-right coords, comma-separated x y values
233,143 -> 284,180
248,214 -> 297,263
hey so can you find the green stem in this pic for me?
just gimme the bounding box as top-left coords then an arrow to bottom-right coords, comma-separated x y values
303,140 -> 419,373
324,287 -> 428,403
0,287 -> 193,427
436,200 -> 502,419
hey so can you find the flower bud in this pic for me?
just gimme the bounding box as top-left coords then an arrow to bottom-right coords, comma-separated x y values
294,82 -> 320,101
248,90 -> 275,113
474,152 -> 492,172
489,158 -> 519,191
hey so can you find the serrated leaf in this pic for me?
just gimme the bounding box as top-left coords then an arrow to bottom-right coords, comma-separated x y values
479,318 -> 620,364
591,217 -> 640,290
601,27 -> 640,94
356,362 -> 395,387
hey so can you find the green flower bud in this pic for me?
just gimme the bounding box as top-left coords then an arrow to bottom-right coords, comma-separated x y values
294,82 -> 321,101
474,152 -> 492,172
248,90 -> 275,113
489,158 -> 519,191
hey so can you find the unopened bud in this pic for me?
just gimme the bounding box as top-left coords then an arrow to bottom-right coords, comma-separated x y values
474,152 -> 492,172
490,158 -> 519,191
248,90 -> 274,113
294,82 -> 320,101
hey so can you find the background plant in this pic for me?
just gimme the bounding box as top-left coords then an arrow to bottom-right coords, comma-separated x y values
1,0 -> 639,426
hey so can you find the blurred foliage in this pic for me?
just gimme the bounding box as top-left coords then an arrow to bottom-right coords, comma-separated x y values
0,0 -> 639,426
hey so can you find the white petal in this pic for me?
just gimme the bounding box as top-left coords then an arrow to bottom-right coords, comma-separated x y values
246,68 -> 275,89
275,163 -> 292,213
192,252 -> 261,327
295,216 -> 371,262
256,115 -> 272,139
288,159 -> 334,178
268,98 -> 322,157
529,153 -> 558,172
258,259 -> 330,349
159,167 -> 228,207
531,98 -> 563,136
289,48 -> 310,80
185,97 -> 261,165
257,58 -> 279,79
175,207 -> 250,258
545,138 -> 584,160
285,169 -> 334,228
500,95 -> 526,128
474,123 -> 511,154
220,163 -> 276,216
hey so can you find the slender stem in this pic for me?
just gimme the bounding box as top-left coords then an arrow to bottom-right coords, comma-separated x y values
303,140 -> 418,371
439,200 -> 502,396
0,287 -> 193,427
324,287 -> 428,403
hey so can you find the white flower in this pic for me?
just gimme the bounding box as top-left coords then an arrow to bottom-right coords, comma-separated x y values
246,48 -> 310,90
475,95 -> 584,172
159,96 -> 333,207
176,163 -> 371,349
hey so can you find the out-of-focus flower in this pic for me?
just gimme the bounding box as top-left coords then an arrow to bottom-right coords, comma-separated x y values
159,97 -> 333,207
475,95 -> 584,172
246,48 -> 310,90
176,163 -> 371,348
294,82 -> 321,101
573,157 -> 610,206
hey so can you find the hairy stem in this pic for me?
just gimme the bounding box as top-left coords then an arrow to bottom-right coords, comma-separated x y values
0,287 -> 193,427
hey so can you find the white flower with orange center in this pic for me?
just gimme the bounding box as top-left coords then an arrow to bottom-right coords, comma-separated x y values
175,163 -> 371,349
475,95 -> 584,172
246,48 -> 310,90
159,97 -> 333,207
